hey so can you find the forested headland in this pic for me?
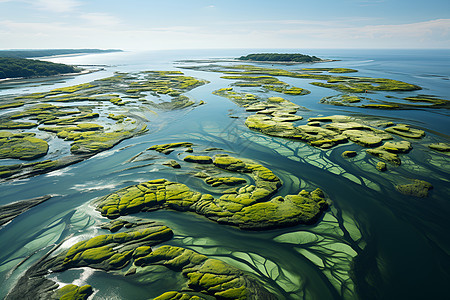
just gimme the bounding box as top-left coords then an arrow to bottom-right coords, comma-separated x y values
0,57 -> 79,79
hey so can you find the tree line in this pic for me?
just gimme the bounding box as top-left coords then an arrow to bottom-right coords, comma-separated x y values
0,57 -> 78,79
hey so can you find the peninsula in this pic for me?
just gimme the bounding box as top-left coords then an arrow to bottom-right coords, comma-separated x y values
0,57 -> 80,79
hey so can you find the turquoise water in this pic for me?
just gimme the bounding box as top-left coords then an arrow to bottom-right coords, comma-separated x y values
0,49 -> 449,299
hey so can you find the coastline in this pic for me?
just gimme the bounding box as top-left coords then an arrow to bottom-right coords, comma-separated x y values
237,58 -> 339,65
176,58 -> 339,65
0,68 -> 101,83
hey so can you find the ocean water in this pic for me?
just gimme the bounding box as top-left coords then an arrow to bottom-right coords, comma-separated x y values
0,49 -> 449,299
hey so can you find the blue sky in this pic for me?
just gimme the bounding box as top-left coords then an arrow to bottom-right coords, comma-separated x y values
0,0 -> 449,50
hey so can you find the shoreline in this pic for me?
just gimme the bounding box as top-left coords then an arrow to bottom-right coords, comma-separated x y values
34,51 -> 122,60
176,58 -> 339,65
237,58 -> 339,65
0,68 -> 102,84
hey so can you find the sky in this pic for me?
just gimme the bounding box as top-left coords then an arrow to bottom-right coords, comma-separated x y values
0,0 -> 449,50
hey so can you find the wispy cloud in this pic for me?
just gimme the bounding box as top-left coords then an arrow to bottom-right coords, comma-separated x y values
0,0 -> 81,12
31,0 -> 81,13
355,19 -> 450,38
215,17 -> 381,27
284,18 -> 450,42
80,13 -> 120,27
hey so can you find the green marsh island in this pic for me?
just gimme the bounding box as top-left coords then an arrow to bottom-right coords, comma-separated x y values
238,53 -> 325,63
0,50 -> 449,300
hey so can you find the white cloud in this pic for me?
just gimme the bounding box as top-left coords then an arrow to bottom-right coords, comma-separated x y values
286,18 -> 450,44
355,19 -> 450,38
257,18 -> 450,46
39,0 -> 80,12
31,0 -> 81,13
80,13 -> 120,27
0,0 -> 80,12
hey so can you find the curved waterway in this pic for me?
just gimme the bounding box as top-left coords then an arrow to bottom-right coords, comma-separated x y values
0,49 -> 449,299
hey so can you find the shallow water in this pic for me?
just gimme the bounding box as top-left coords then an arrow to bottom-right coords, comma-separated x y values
0,49 -> 449,299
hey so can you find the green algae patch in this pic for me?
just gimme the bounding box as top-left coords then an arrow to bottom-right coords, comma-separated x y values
299,67 -> 358,73
40,123 -> 103,136
219,74 -> 310,96
342,151 -> 357,158
54,284 -> 93,300
154,291 -> 209,300
69,130 -> 136,155
0,132 -> 48,160
403,95 -> 449,105
8,104 -> 83,125
381,141 -> 412,153
188,64 -> 421,93
6,224 -> 173,299
361,104 -> 400,109
148,142 -> 194,154
0,156 -> 83,181
366,149 -> 401,166
99,219 -> 156,233
163,160 -> 181,168
40,121 -> 145,156
246,112 -> 395,150
342,130 -> 384,147
309,76 -> 420,93
135,245 -> 276,300
396,179 -> 433,197
57,225 -> 173,271
101,219 -> 130,233
230,189 -> 328,229
97,155 -> 328,230
212,88 -> 260,106
50,83 -> 95,94
122,71 -> 208,109
16,228 -> 275,299
109,97 -> 126,106
0,69 -> 208,180
205,176 -> 247,187
428,142 -> 450,152
190,64 -> 434,112
385,124 -> 425,139
318,93 -> 447,110
183,155 -> 213,164
0,101 -> 25,110
366,140 -> 412,165
376,161 -> 387,172
107,113 -> 126,122
0,119 -> 37,129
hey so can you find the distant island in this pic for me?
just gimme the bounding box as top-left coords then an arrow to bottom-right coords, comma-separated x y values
0,49 -> 122,59
238,53 -> 323,63
0,57 -> 79,79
